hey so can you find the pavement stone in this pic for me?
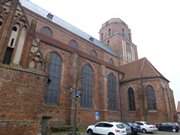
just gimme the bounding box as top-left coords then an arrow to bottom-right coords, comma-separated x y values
139,131 -> 180,135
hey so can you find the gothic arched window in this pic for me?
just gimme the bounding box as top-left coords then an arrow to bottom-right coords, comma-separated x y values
40,26 -> 53,37
46,53 -> 62,104
128,87 -> 136,111
80,64 -> 93,108
107,73 -> 117,110
68,40 -> 79,49
146,85 -> 157,110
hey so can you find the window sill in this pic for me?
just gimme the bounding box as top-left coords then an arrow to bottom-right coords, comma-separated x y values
148,110 -> 157,112
43,103 -> 60,108
128,110 -> 136,113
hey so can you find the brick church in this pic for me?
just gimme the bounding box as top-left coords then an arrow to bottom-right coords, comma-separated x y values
0,0 -> 176,134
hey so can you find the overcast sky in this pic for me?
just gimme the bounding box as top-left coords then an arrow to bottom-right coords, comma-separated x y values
30,0 -> 180,107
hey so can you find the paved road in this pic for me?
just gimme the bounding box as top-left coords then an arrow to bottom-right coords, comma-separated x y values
139,131 -> 180,135
52,131 -> 180,135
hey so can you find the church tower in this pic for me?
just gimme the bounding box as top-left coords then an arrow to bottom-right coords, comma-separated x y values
99,18 -> 138,64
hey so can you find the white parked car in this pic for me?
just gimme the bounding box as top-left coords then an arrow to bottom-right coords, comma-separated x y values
135,121 -> 157,133
87,121 -> 127,135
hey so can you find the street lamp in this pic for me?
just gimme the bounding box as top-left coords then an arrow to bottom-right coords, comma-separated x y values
71,88 -> 81,135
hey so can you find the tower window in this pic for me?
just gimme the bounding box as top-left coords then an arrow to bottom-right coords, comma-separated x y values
100,33 -> 103,40
128,33 -> 131,41
122,28 -> 125,37
107,40 -> 110,45
108,28 -> 111,36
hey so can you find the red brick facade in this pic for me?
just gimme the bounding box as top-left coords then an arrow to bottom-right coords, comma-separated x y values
0,0 -> 176,134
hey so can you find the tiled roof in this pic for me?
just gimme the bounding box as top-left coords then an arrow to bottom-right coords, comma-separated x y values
177,101 -> 180,112
19,0 -> 116,56
120,57 -> 168,82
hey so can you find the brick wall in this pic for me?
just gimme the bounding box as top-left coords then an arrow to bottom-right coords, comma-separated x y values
0,120 -> 39,135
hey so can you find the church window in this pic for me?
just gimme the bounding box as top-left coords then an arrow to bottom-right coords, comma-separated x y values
80,64 -> 93,108
107,73 -> 117,110
40,26 -> 53,37
45,53 -> 62,105
146,85 -> 157,110
68,39 -> 79,49
128,87 -> 136,111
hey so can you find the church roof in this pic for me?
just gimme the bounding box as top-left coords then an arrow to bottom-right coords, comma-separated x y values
177,101 -> 180,113
120,57 -> 169,82
19,0 -> 116,56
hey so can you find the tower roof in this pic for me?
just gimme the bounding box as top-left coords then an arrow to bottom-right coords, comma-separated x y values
101,18 -> 129,29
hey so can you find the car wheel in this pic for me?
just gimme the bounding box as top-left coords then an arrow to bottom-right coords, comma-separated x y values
87,129 -> 93,135
142,129 -> 147,133
172,128 -> 176,132
108,133 -> 114,135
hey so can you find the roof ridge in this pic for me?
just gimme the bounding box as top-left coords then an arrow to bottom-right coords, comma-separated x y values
144,58 -> 168,81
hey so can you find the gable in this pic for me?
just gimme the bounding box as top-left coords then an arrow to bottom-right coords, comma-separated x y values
120,57 -> 168,82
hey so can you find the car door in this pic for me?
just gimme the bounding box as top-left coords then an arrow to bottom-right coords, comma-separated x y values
163,123 -> 169,131
136,122 -> 144,131
94,123 -> 105,134
102,123 -> 113,135
167,123 -> 173,131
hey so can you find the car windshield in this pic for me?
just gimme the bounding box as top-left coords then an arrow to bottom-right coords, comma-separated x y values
123,124 -> 129,128
116,124 -> 125,129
